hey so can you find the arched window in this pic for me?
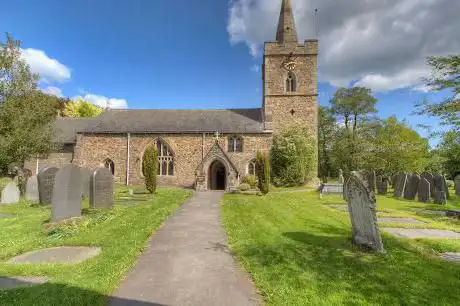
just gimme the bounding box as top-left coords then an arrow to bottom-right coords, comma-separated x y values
156,139 -> 174,176
247,159 -> 257,176
286,72 -> 297,92
104,158 -> 115,175
228,136 -> 243,153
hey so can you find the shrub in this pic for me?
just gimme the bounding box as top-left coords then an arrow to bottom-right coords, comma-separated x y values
238,183 -> 251,191
142,144 -> 158,194
446,180 -> 454,188
256,151 -> 270,194
271,126 -> 316,186
241,175 -> 257,188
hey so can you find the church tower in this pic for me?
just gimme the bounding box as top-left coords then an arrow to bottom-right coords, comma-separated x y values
263,0 -> 318,135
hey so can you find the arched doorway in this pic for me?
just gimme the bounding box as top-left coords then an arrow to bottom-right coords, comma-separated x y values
208,160 -> 226,190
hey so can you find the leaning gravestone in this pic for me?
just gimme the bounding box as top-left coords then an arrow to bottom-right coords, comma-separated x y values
345,171 -> 385,253
37,167 -> 59,205
90,167 -> 114,209
80,168 -> 92,199
404,174 -> 420,200
376,177 -> 388,195
1,182 -> 20,204
51,165 -> 82,222
393,172 -> 407,198
418,178 -> 431,203
25,175 -> 39,202
421,172 -> 434,198
433,174 -> 447,205
455,174 -> 460,196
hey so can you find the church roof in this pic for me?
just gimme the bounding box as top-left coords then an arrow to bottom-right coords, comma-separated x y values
83,108 -> 265,134
53,108 -> 265,143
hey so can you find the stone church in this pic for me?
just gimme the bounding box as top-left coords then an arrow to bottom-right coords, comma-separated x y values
25,0 -> 318,191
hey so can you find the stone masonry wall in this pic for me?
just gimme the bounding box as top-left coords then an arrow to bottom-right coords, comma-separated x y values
24,144 -> 75,175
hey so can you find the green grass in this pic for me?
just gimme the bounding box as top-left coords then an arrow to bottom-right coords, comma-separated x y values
0,186 -> 191,305
222,190 -> 460,305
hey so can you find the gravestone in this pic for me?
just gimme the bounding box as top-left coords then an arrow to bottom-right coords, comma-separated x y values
391,174 -> 398,188
25,175 -> 39,202
393,172 -> 407,198
376,178 -> 388,195
421,172 -> 434,198
37,167 -> 59,204
433,174 -> 447,205
338,169 -> 344,184
51,165 -> 82,222
323,183 -> 343,194
80,168 -> 92,199
345,171 -> 385,253
417,178 -> 431,203
403,174 -> 420,200
366,170 -> 377,193
1,182 -> 20,204
90,167 -> 114,209
455,174 -> 460,196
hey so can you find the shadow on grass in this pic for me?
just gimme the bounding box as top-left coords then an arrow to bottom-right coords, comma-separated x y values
0,279 -> 168,306
234,223 -> 460,304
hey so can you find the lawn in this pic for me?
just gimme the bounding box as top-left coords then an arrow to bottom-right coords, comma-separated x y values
0,186 -> 192,305
222,190 -> 460,305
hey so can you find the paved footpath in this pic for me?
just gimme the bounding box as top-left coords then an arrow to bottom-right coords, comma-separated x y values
110,191 -> 261,306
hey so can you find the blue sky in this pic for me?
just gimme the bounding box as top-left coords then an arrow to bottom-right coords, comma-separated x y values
1,0 -> 458,146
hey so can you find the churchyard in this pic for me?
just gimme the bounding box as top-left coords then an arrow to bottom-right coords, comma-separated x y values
0,168 -> 191,305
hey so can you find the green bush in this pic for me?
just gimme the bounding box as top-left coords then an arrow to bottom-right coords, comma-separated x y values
238,183 -> 251,191
241,175 -> 257,188
256,151 -> 270,194
446,180 -> 454,188
271,126 -> 316,186
142,144 -> 158,194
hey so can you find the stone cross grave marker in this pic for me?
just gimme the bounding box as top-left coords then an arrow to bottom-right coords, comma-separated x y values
1,182 -> 20,204
345,171 -> 385,253
418,178 -> 431,203
90,167 -> 114,209
393,172 -> 407,198
38,167 -> 59,205
455,174 -> 460,196
51,165 -> 82,222
25,175 -> 39,202
404,174 -> 420,200
80,168 -> 92,199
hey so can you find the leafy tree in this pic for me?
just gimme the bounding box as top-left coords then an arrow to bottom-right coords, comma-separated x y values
63,98 -> 103,117
256,151 -> 270,194
271,126 -> 316,186
142,144 -> 158,194
0,33 -> 60,172
436,131 -> 460,179
318,106 -> 337,180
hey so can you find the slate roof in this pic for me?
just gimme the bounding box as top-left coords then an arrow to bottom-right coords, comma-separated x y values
84,108 -> 265,134
53,108 -> 266,143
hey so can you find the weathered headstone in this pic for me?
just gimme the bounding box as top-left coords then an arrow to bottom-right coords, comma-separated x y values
80,168 -> 92,199
37,167 -> 59,205
25,175 -> 39,202
393,172 -> 407,198
345,171 -> 385,253
433,174 -> 447,205
366,170 -> 377,193
376,178 -> 388,195
421,172 -> 434,198
1,182 -> 20,204
403,174 -> 420,200
418,178 -> 431,203
51,165 -> 82,222
455,174 -> 460,196
338,169 -> 344,184
90,167 -> 114,209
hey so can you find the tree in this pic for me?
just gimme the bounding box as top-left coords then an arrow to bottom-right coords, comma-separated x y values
256,151 -> 270,194
271,126 -> 316,186
142,143 -> 158,193
62,98 -> 103,117
0,33 -> 60,172
318,106 -> 337,180
436,131 -> 460,179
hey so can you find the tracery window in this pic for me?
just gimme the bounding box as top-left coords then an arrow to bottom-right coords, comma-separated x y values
247,159 -> 257,176
157,139 -> 174,176
286,72 -> 297,92
228,136 -> 243,153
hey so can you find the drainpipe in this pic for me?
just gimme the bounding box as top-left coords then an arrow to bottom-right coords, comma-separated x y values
126,133 -> 131,186
35,155 -> 39,175
202,133 -> 205,172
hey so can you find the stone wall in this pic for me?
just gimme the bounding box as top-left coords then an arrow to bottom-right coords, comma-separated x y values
24,144 -> 75,175
73,132 -> 272,188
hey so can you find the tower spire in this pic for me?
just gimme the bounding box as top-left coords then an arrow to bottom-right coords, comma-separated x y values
276,0 -> 298,44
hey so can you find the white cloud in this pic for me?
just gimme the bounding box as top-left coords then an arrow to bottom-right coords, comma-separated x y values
73,93 -> 128,109
21,48 -> 71,83
250,64 -> 260,73
227,0 -> 460,92
41,86 -> 63,97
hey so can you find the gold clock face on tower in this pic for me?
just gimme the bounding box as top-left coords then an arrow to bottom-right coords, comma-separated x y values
283,60 -> 296,71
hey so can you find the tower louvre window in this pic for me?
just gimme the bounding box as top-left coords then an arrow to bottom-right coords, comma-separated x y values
286,72 -> 297,92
